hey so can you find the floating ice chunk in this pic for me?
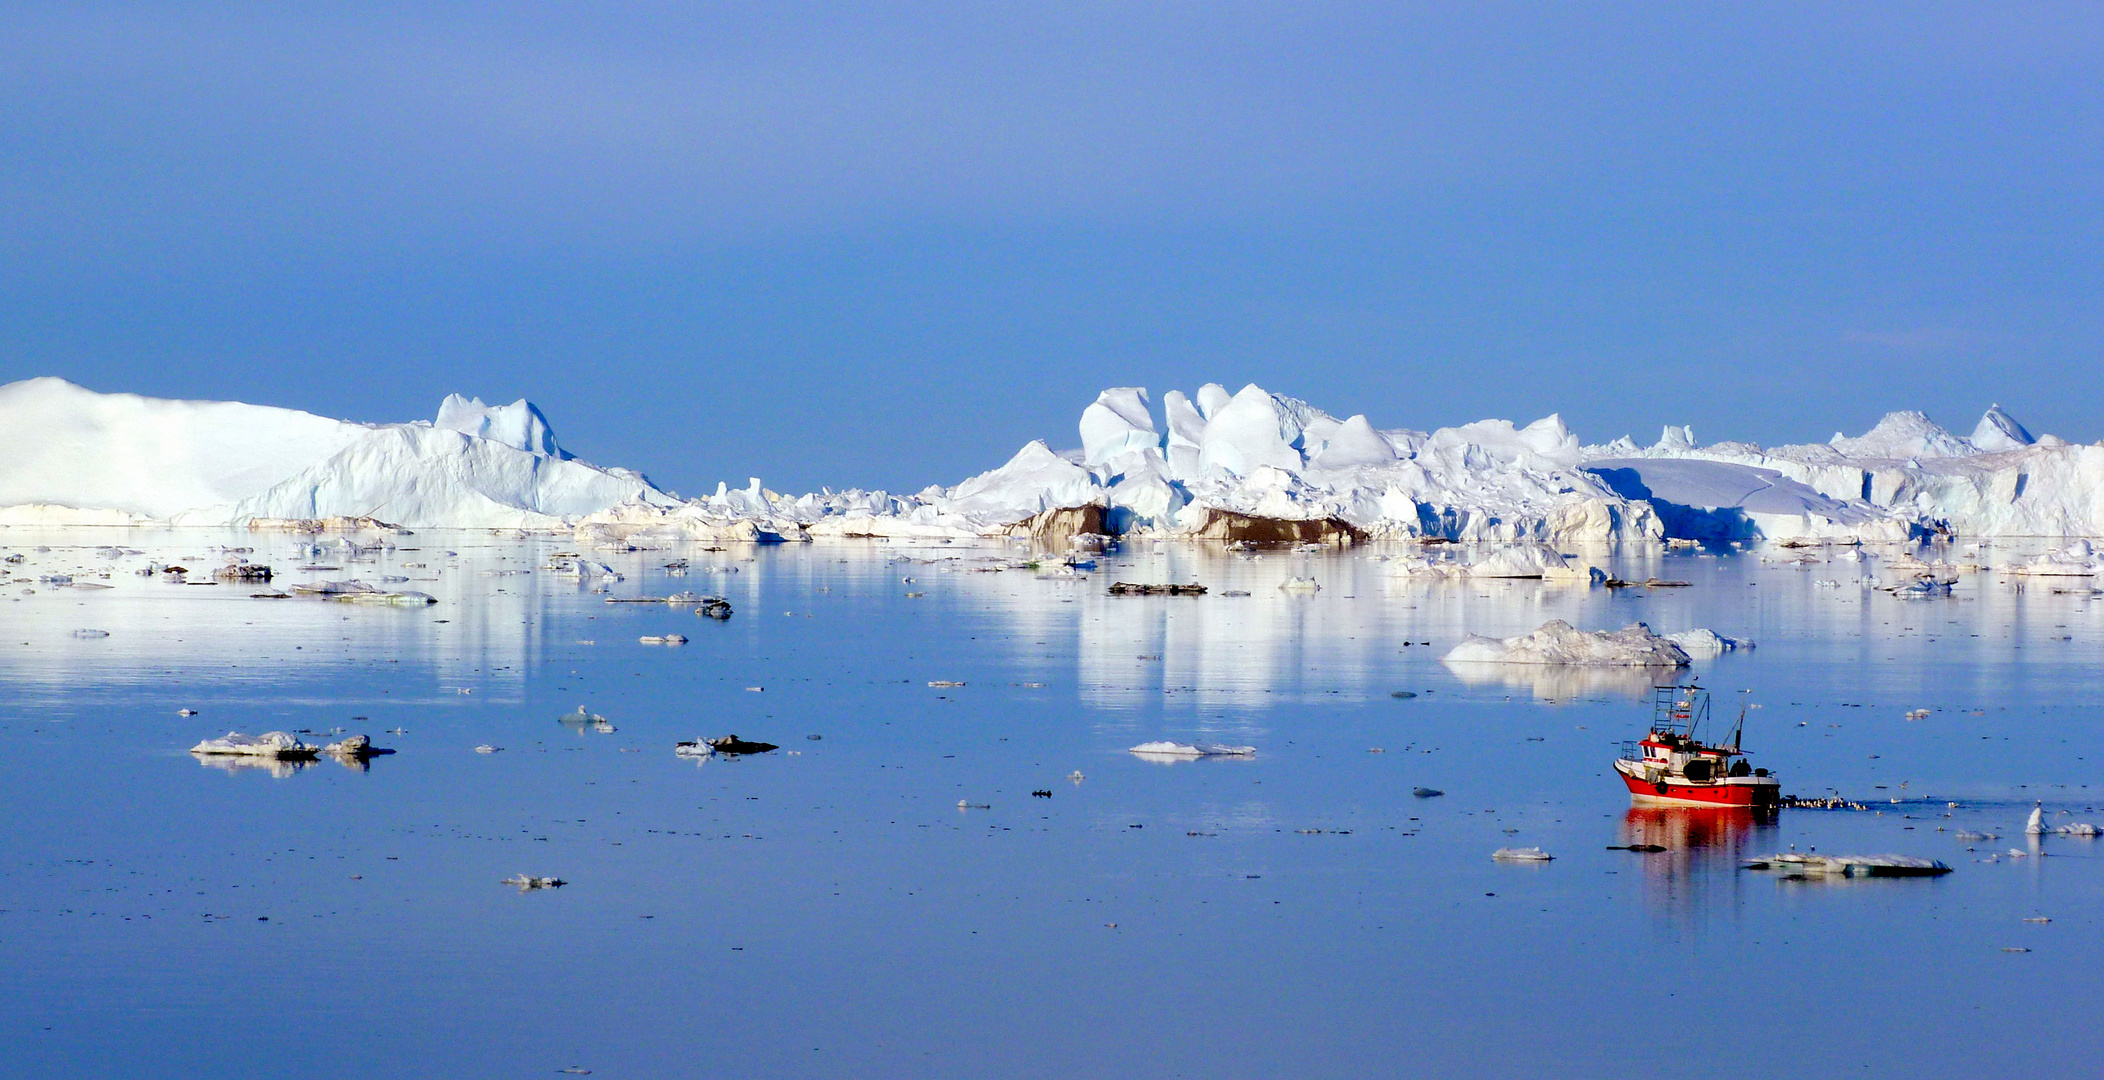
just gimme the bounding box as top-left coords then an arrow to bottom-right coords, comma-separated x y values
474,744 -> 502,753
2009,542 -> 2099,577
322,734 -> 393,759
1443,621 -> 1693,667
1744,853 -> 1952,876
500,874 -> 565,890
1492,847 -> 1554,861
1411,787 -> 1444,798
1278,576 -> 1320,593
700,735 -> 778,755
673,739 -> 714,757
1129,741 -> 1257,758
1663,629 -> 1754,656
70,628 -> 110,639
291,579 -> 376,596
2053,822 -> 2100,836
190,731 -> 318,758
2026,805 -> 2047,835
638,634 -> 687,644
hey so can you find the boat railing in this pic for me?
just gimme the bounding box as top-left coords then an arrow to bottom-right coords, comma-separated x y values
1617,740 -> 1641,763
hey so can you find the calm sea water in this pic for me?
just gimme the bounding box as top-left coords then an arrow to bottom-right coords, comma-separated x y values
0,529 -> 2098,1078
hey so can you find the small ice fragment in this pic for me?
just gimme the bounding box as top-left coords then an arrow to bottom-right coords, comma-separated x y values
1067,770 -> 1085,782
673,739 -> 714,757
322,734 -> 393,759
957,800 -> 991,809
1492,847 -> 1554,861
178,708 -> 198,716
1412,787 -> 1445,798
501,874 -> 565,890
703,736 -> 777,755
474,744 -> 502,754
927,680 -> 966,688
1128,741 -> 1256,757
1278,577 -> 1320,593
70,629 -> 110,639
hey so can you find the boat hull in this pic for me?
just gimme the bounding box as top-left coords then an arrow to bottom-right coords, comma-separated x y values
1616,763 -> 1779,808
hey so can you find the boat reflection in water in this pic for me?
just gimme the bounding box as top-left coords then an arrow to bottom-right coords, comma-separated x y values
1616,806 -> 1779,916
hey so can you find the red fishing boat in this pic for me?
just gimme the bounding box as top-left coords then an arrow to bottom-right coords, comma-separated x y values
1613,685 -> 1779,809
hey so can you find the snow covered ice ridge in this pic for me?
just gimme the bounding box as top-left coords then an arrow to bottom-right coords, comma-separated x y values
7,377 -> 2103,544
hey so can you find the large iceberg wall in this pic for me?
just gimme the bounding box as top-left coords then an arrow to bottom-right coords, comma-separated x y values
0,377 -> 677,529
1580,404 -> 2104,539
587,382 -> 1665,545
6,375 -> 2098,541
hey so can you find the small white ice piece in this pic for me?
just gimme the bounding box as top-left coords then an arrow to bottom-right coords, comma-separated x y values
1128,741 -> 1256,758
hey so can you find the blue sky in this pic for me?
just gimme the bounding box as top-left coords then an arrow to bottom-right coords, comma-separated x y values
3,3 -> 2099,495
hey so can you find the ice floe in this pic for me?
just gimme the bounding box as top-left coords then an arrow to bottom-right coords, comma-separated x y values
1743,853 -> 1952,877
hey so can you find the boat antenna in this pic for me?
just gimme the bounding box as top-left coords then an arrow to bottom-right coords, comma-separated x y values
1729,689 -> 1750,753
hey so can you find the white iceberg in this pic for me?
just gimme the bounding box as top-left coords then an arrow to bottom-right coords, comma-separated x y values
189,731 -> 318,758
1443,621 -> 1694,667
1663,629 -> 1754,656
0,377 -> 677,529
1491,847 -> 1554,861
11,376 -> 2104,545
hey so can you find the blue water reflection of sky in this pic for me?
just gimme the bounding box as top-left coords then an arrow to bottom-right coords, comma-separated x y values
0,531 -> 2099,1078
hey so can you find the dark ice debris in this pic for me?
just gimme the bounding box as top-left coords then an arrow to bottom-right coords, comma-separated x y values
1411,787 -> 1445,798
705,735 -> 778,755
1607,844 -> 1668,852
1108,582 -> 1208,596
1032,789 -> 1052,798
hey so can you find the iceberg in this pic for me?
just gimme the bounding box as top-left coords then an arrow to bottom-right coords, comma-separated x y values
189,731 -> 319,759
8,376 -> 2102,545
0,377 -> 677,529
1442,621 -> 1694,667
